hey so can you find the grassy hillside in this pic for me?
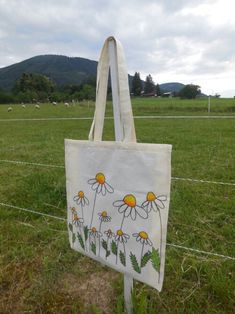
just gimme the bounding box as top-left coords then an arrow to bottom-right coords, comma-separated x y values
0,55 -> 98,90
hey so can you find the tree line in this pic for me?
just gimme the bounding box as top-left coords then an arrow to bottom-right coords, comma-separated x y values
0,73 -> 96,104
131,72 -> 201,99
0,72 -> 201,104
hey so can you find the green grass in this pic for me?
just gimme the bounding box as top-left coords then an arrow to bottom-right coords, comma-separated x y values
0,99 -> 235,313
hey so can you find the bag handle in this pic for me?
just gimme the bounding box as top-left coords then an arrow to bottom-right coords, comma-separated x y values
89,36 -> 136,143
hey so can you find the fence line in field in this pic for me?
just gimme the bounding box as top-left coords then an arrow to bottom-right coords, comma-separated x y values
1,159 -> 235,187
0,202 -> 66,221
1,201 -> 234,261
1,115 -> 235,122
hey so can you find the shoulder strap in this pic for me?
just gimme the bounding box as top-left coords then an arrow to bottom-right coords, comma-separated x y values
89,36 -> 136,143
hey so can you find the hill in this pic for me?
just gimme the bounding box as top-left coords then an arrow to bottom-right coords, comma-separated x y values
0,55 -> 98,90
159,82 -> 185,93
0,54 -> 186,95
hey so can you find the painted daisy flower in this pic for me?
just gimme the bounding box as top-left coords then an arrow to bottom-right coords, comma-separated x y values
88,172 -> 114,196
73,191 -> 89,206
115,229 -> 130,243
89,227 -> 102,238
132,231 -> 153,246
73,213 -> 84,227
113,194 -> 148,220
98,211 -> 111,222
104,229 -> 114,239
141,192 -> 167,213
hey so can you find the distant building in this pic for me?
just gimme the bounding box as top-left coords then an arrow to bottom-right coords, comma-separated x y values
141,92 -> 156,97
162,92 -> 173,98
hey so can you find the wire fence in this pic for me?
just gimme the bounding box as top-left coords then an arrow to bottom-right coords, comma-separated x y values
1,115 -> 235,122
1,159 -> 235,187
1,201 -> 234,261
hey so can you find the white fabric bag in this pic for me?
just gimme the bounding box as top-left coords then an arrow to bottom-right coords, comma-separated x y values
65,36 -> 172,291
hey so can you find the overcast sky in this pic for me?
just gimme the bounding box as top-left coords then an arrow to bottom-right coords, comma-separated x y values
0,0 -> 235,97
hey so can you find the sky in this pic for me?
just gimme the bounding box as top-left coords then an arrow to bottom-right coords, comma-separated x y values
0,0 -> 235,97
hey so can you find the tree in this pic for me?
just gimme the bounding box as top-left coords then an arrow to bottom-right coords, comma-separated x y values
131,72 -> 142,96
13,73 -> 56,102
155,84 -> 161,96
144,74 -> 155,94
178,84 -> 201,99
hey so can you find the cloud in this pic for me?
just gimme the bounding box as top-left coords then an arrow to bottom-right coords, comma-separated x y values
0,0 -> 235,96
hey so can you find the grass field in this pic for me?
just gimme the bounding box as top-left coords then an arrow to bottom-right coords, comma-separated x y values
0,98 -> 235,313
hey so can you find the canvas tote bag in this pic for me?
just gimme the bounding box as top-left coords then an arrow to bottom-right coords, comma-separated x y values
65,36 -> 172,291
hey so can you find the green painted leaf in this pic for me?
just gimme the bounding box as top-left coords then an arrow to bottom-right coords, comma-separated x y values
72,233 -> 76,243
102,239 -> 108,251
111,240 -> 117,256
141,250 -> 152,268
151,247 -> 160,271
119,250 -> 126,266
68,223 -> 73,232
77,232 -> 85,250
106,250 -> 111,258
130,252 -> 141,273
91,242 -> 96,255
83,225 -> 89,241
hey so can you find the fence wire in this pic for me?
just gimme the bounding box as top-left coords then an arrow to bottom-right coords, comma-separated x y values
0,201 -> 234,261
1,159 -> 234,187
1,115 -> 235,122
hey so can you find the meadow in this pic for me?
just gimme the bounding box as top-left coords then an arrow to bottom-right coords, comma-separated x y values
0,97 -> 235,313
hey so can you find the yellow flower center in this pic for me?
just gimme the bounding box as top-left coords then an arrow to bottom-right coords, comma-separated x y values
139,231 -> 148,239
147,192 -> 156,202
71,207 -> 76,212
117,229 -> 123,236
96,173 -> 105,184
74,213 -> 78,220
123,194 -> 136,207
78,191 -> 84,198
101,211 -> 107,217
91,227 -> 97,233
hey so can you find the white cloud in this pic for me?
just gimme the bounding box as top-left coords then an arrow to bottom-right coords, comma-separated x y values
0,0 -> 235,96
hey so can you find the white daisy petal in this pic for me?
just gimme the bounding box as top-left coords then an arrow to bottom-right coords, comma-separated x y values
97,184 -> 102,194
147,239 -> 153,246
146,203 -> 152,213
91,182 -> 99,191
124,206 -> 132,217
113,200 -> 124,207
132,233 -> 138,237
155,199 -> 165,209
158,195 -> 167,201
101,184 -> 106,196
124,234 -> 130,239
130,208 -> 137,220
105,182 -> 114,193
135,205 -> 148,219
84,197 -> 89,205
141,200 -> 149,208
88,178 -> 96,185
118,204 -> 128,214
